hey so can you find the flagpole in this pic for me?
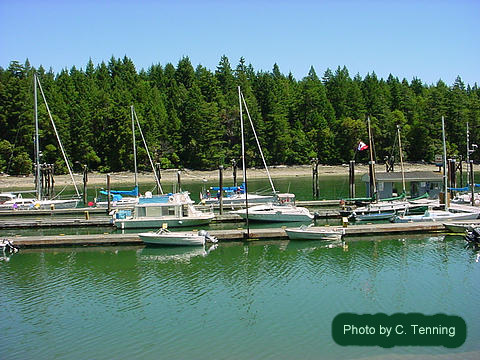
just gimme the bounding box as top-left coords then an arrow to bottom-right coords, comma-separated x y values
367,117 -> 377,201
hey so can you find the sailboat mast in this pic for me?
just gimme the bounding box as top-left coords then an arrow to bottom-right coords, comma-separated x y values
238,86 -> 249,237
397,125 -> 406,195
132,106 -> 163,194
239,87 -> 246,185
240,91 -> 276,194
466,121 -> 470,185
36,76 -> 80,197
131,105 -> 138,190
34,73 -> 41,201
442,116 -> 448,210
367,117 -> 377,200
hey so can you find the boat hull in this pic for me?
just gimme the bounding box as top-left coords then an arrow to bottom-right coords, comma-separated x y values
234,204 -> 314,223
443,221 -> 480,233
393,211 -> 479,223
115,215 -> 214,229
139,232 -> 205,246
351,211 -> 396,221
285,228 -> 343,240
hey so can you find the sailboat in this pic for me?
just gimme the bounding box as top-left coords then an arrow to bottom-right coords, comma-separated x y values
29,73 -> 80,210
349,121 -> 434,221
232,87 -> 313,223
392,116 -> 479,223
95,105 -> 163,208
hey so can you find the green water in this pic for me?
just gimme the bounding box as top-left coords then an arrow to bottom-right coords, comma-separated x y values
88,174 -> 355,203
2,235 -> 479,359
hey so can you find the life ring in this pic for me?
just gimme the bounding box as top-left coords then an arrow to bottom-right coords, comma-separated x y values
169,196 -> 174,202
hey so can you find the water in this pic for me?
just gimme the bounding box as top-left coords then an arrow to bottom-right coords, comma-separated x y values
2,235 -> 480,359
89,174 -> 354,203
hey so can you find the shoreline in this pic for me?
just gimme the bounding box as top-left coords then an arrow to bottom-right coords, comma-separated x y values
0,163 -> 439,190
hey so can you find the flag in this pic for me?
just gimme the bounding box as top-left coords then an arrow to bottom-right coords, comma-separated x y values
357,141 -> 368,151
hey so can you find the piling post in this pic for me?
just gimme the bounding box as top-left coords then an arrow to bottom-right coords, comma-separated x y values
219,165 -> 224,215
51,164 -> 55,198
83,165 -> 88,205
448,159 -> 456,197
470,160 -> 475,206
349,160 -> 356,198
155,163 -> 162,195
177,170 -> 182,192
368,161 -> 375,199
107,174 -> 111,214
458,156 -> 464,188
311,158 -> 319,199
232,159 -> 237,188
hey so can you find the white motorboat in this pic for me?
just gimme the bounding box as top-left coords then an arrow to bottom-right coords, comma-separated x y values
139,228 -> 217,246
234,203 -> 314,222
233,193 -> 313,222
114,191 -> 214,229
285,224 -> 344,240
443,220 -> 480,233
392,209 -> 479,223
350,210 -> 396,222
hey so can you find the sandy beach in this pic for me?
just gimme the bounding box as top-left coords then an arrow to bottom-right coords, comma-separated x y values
0,162 -> 439,190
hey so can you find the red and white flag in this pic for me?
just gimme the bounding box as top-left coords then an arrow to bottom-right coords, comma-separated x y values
357,141 -> 368,151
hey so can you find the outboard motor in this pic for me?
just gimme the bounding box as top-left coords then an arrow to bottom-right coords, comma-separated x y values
198,230 -> 218,244
465,227 -> 480,244
1,238 -> 19,254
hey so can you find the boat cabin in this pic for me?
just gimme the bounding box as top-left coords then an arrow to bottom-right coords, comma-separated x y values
134,192 -> 196,219
361,171 -> 443,199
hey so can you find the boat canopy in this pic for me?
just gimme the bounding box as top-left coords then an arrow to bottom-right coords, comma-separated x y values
209,183 -> 245,194
100,186 -> 139,197
448,184 -> 480,191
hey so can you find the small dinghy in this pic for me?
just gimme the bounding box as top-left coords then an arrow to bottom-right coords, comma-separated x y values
139,228 -> 218,246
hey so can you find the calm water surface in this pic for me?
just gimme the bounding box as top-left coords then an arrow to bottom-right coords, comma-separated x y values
1,234 -> 479,360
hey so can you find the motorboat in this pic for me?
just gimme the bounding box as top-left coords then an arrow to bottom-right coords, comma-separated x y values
285,224 -> 345,241
443,220 -> 480,233
392,209 -> 479,223
233,194 -> 313,223
139,228 -> 217,246
114,191 -> 214,229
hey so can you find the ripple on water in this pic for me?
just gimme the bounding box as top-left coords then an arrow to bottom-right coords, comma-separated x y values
1,236 -> 480,360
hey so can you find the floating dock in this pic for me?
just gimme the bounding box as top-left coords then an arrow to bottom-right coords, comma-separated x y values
7,221 -> 450,248
0,210 -> 342,229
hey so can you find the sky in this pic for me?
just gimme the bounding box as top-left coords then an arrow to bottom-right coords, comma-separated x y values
0,0 -> 479,86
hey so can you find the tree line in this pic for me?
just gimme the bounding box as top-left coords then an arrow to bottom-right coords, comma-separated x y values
0,56 -> 479,175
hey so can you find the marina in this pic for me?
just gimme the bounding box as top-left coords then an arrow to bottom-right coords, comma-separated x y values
7,221 -> 451,247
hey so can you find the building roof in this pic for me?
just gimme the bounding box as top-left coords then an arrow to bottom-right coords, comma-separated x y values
361,171 -> 443,183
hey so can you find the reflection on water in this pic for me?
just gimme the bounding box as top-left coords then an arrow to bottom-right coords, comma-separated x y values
138,244 -> 218,263
1,235 -> 480,360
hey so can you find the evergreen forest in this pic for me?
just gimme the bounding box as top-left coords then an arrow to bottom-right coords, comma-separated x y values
0,56 -> 479,175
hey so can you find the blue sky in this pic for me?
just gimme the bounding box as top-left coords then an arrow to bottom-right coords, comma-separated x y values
1,0 -> 478,86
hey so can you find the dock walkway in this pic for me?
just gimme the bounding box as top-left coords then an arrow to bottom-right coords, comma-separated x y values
7,221 -> 449,248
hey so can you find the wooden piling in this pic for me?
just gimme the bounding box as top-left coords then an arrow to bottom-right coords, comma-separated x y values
177,170 -> 182,192
107,174 -> 111,214
232,159 -> 238,187
349,160 -> 355,198
155,163 -> 162,195
219,165 -> 224,215
470,160 -> 475,206
83,165 -> 88,205
311,158 -> 319,199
